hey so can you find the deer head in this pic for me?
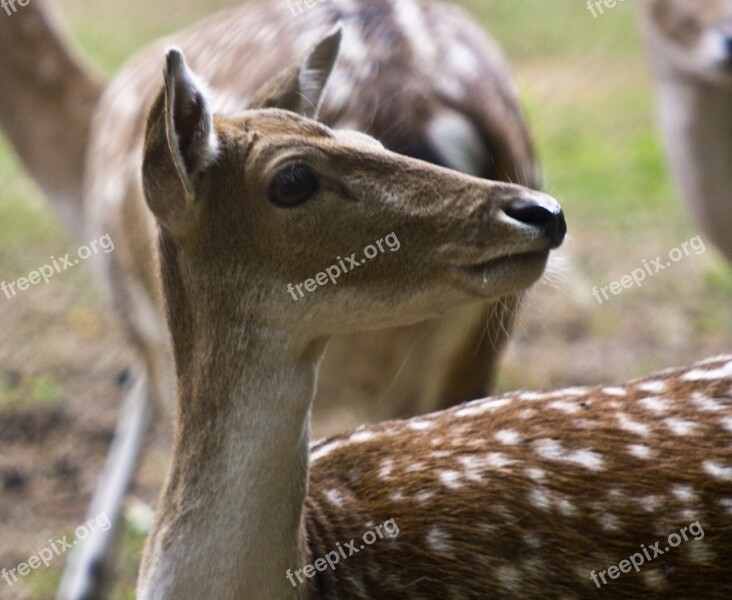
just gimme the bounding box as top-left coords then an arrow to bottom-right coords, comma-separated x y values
640,0 -> 732,84
142,28 -> 566,359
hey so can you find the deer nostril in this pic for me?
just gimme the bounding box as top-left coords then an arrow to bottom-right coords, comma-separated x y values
505,202 -> 567,248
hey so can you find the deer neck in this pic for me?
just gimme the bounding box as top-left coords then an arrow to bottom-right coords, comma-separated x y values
139,318 -> 319,600
652,69 -> 732,243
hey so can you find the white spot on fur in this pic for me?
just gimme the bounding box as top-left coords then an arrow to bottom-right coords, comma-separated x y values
642,569 -> 665,589
431,451 -> 451,459
602,387 -> 627,397
408,420 -> 434,431
349,430 -> 377,443
310,440 -> 344,462
455,398 -> 511,417
533,439 -> 604,471
485,452 -> 514,469
691,393 -> 727,412
722,416 -> 732,433
519,392 -> 546,402
440,470 -> 462,489
445,40 -> 481,78
415,490 -> 434,504
325,489 -> 344,507
394,0 -> 437,63
405,462 -> 425,473
548,400 -> 582,414
704,461 -> 732,481
426,527 -> 452,554
640,495 -> 662,512
617,413 -> 651,436
639,396 -> 670,413
637,380 -> 668,394
527,467 -> 546,481
495,429 -> 521,445
557,497 -> 577,517
427,110 -> 488,176
600,513 -> 620,531
682,361 -> 732,381
665,418 -> 696,436
628,444 -> 652,460
529,487 -> 552,510
545,387 -> 589,398
379,459 -> 394,479
496,565 -> 521,591
671,485 -> 697,503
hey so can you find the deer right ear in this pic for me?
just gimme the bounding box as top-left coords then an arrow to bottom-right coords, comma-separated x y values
248,26 -> 342,119
142,48 -> 219,235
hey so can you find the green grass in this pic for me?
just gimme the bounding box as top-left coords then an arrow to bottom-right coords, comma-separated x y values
460,0 -> 640,60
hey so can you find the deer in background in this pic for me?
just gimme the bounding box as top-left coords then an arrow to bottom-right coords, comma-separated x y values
639,0 -> 732,263
138,33 -> 731,598
0,0 -> 541,597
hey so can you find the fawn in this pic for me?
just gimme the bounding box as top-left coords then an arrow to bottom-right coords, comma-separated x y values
0,1 -> 541,596
137,28 -> 731,600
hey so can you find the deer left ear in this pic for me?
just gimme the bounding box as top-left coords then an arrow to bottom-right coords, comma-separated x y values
141,49 -> 219,236
163,48 -> 219,195
248,26 -> 342,119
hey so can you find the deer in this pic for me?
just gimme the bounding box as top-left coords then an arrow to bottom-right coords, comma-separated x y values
0,1 -> 541,596
136,31 -> 732,599
638,0 -> 732,264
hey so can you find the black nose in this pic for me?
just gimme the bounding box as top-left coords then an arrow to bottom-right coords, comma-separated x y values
505,201 -> 567,248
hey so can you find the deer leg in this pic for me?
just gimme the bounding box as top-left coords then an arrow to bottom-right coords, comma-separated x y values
56,370 -> 151,600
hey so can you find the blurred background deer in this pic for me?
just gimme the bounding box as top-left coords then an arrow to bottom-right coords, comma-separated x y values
639,0 -> 732,264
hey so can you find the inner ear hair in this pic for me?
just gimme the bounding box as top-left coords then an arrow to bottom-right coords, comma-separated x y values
164,48 -> 219,195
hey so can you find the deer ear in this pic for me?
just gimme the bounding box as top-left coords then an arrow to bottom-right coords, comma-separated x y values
142,48 -> 218,235
248,26 -> 342,119
164,48 -> 219,191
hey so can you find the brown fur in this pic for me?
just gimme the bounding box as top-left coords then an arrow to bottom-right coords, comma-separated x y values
139,41 -> 729,599
137,39 -> 564,598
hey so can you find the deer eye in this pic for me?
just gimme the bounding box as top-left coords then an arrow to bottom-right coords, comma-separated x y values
270,163 -> 320,207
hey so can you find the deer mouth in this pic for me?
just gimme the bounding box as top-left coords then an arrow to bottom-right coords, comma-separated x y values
450,249 -> 551,295
467,248 -> 550,272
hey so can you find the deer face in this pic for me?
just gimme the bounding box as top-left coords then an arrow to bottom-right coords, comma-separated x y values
142,30 -> 565,343
641,0 -> 732,83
